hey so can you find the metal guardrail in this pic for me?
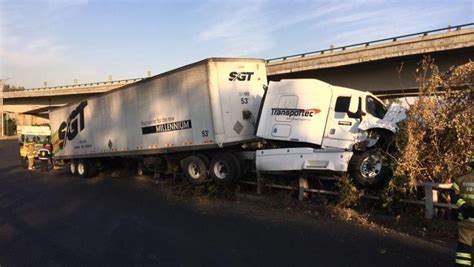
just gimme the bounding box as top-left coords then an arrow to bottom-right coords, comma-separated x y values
240,175 -> 456,219
266,23 -> 474,63
25,77 -> 144,91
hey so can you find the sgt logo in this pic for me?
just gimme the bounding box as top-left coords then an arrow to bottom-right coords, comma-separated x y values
228,72 -> 254,81
58,101 -> 88,149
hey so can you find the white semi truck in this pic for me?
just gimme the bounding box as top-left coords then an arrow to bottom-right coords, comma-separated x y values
49,58 -> 405,187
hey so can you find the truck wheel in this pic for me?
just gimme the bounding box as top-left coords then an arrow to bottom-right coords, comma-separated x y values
181,155 -> 208,185
70,160 -> 79,176
77,160 -> 92,178
209,153 -> 241,186
349,149 -> 392,188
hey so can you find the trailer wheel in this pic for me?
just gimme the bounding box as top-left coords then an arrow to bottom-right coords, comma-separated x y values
77,160 -> 92,178
70,160 -> 79,176
349,149 -> 392,188
181,155 -> 208,185
209,153 -> 241,186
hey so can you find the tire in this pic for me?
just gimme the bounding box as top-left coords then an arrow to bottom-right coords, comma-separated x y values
70,160 -> 78,176
181,155 -> 208,185
209,152 -> 241,186
77,159 -> 92,178
349,149 -> 392,188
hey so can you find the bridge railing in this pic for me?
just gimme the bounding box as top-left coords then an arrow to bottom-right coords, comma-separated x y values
266,23 -> 474,63
25,78 -> 144,91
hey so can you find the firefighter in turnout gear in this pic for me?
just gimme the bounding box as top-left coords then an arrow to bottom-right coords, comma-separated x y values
38,148 -> 50,172
452,156 -> 474,266
26,143 -> 36,170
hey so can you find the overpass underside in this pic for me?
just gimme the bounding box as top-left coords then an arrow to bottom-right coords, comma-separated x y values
267,47 -> 473,99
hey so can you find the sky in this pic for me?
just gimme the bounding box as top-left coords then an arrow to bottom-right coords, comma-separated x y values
0,0 -> 473,88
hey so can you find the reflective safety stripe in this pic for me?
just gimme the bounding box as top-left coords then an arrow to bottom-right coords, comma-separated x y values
453,183 -> 460,192
455,258 -> 471,265
469,218 -> 474,223
457,252 -> 472,259
457,199 -> 467,207
461,194 -> 474,199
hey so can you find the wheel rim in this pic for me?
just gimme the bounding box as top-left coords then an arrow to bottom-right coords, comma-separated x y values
188,162 -> 202,179
78,162 -> 85,175
359,155 -> 382,179
70,162 -> 76,174
213,161 -> 228,180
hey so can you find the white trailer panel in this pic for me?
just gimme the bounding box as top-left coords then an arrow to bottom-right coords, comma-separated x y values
50,58 -> 267,159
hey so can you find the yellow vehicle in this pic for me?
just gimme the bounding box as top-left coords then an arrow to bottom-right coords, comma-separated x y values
19,126 -> 52,167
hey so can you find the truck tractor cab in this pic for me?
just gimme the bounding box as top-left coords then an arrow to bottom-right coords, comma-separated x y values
256,79 -> 406,187
19,126 -> 52,165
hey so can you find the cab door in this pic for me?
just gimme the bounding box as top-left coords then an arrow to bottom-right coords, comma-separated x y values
322,95 -> 361,149
271,95 -> 298,138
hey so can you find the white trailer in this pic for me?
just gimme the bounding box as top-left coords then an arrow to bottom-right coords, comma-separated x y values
49,58 -> 405,187
50,58 -> 267,183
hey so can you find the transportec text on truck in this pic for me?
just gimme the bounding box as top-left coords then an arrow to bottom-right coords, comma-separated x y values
49,58 -> 405,188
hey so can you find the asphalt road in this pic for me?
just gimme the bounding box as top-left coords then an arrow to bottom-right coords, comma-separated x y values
0,139 -> 453,266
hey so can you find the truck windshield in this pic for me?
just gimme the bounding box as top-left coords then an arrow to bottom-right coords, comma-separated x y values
22,135 -> 51,144
36,135 -> 51,144
23,135 -> 35,143
366,96 -> 387,119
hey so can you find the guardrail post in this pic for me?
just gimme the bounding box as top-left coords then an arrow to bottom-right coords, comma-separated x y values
424,183 -> 434,219
153,163 -> 160,180
299,177 -> 309,201
256,172 -> 263,195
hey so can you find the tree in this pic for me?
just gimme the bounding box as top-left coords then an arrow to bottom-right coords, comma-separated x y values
3,84 -> 26,92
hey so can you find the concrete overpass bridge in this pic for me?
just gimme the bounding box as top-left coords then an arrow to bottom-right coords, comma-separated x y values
2,78 -> 143,116
266,23 -> 474,98
2,23 -> 473,124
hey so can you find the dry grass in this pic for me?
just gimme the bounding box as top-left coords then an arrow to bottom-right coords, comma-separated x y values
392,59 -> 473,190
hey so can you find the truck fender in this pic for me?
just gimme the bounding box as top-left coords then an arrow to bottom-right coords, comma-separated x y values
363,128 -> 395,150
